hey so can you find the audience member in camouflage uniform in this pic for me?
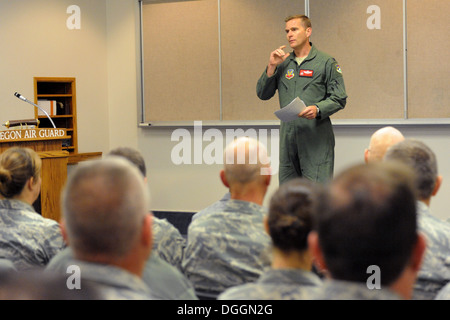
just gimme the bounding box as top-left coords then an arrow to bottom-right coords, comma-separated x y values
219,178 -> 322,300
60,158 -> 157,299
190,192 -> 230,222
311,280 -> 404,300
435,281 -> 450,300
384,139 -> 450,299
61,259 -> 159,300
107,147 -> 185,271
309,162 -> 426,300
46,246 -> 197,300
0,269 -> 101,300
0,147 -> 65,270
151,217 -> 185,271
182,137 -> 272,298
48,147 -> 196,299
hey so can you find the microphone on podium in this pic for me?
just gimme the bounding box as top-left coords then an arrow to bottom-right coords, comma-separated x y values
14,92 -> 56,128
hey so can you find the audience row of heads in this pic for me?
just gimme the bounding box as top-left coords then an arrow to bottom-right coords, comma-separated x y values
269,161 -> 429,299
222,128 -> 441,207
260,127 -> 440,299
365,126 -> 442,202
0,130 -> 441,246
0,146 -> 148,204
0,127 -> 437,202
0,127 -> 443,299
0,146 -> 153,279
67,139 -> 270,269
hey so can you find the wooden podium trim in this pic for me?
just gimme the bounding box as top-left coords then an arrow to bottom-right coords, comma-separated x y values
37,150 -> 70,159
68,152 -> 102,165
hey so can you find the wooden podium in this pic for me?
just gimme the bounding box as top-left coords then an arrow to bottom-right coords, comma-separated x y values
0,128 -> 70,222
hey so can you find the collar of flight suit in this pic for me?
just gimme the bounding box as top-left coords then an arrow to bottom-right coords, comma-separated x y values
288,42 -> 318,64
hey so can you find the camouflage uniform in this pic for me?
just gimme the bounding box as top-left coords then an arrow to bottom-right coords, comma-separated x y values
191,192 -> 230,222
182,199 -> 272,295
311,279 -> 402,300
46,247 -> 198,300
413,201 -> 450,300
435,282 -> 450,300
64,259 -> 159,300
0,199 -> 65,271
143,252 -> 197,300
152,216 -> 186,271
0,258 -> 16,272
218,268 -> 322,300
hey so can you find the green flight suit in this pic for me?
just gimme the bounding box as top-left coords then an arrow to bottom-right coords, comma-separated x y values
257,43 -> 347,184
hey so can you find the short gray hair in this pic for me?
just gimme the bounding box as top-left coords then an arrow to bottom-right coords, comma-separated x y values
62,157 -> 150,258
384,139 -> 438,200
223,137 -> 270,184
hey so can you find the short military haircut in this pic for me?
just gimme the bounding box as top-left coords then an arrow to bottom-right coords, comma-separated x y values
285,14 -> 312,29
384,139 -> 438,200
314,162 -> 418,285
62,158 -> 149,259
223,137 -> 270,184
107,147 -> 147,178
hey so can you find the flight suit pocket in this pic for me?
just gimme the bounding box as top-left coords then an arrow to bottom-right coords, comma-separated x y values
279,78 -> 289,92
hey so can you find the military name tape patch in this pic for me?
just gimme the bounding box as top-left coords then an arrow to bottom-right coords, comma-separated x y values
299,69 -> 314,77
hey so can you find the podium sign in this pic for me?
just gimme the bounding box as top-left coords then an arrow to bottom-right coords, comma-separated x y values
0,128 -> 70,221
0,128 -> 66,142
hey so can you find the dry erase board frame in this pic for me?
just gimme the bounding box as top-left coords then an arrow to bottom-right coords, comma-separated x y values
138,0 -> 450,127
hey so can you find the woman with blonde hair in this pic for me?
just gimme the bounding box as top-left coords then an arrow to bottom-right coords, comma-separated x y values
0,147 -> 65,270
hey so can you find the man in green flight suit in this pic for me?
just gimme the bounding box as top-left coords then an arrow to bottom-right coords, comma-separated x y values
257,15 -> 347,184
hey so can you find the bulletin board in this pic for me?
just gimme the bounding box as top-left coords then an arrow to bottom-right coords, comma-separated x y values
140,0 -> 450,124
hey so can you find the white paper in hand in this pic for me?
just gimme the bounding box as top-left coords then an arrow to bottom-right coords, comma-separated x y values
274,97 -> 306,122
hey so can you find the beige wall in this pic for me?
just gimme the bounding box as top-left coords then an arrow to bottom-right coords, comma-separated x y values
1,0 -> 449,221
0,0 -> 139,154
0,0 -> 110,154
106,0 -> 140,149
138,124 -> 450,222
